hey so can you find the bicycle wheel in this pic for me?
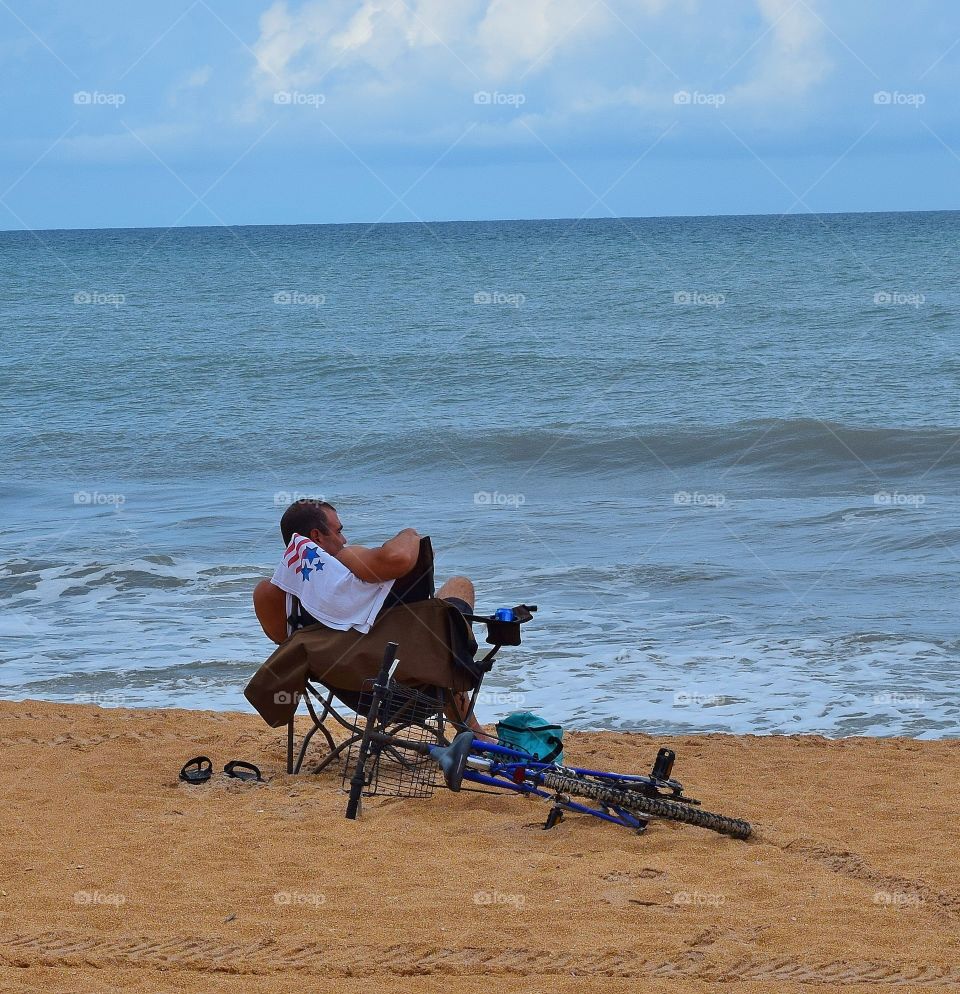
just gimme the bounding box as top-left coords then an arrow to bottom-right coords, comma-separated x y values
541,770 -> 752,840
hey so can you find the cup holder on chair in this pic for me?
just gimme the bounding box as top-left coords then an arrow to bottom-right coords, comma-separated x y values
485,619 -> 522,646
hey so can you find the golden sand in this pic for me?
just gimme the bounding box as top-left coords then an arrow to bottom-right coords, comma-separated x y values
0,700 -> 957,993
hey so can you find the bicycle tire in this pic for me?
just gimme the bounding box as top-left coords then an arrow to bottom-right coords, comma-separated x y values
541,770 -> 752,840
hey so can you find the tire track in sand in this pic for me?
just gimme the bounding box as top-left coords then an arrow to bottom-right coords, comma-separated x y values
3,931 -> 960,985
779,841 -> 960,917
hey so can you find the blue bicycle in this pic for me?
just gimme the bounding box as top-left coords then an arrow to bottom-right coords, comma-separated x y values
343,644 -> 752,840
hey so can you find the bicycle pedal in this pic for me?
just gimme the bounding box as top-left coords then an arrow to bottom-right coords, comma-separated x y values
543,805 -> 564,830
650,747 -> 675,782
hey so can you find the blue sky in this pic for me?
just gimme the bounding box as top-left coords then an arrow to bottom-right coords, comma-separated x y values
1,0 -> 959,230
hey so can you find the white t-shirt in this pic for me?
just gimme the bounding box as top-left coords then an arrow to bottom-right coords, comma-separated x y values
272,533 -> 395,635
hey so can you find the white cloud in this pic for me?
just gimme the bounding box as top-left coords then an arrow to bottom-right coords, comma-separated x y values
184,65 -> 214,88
731,0 -> 832,103
329,1 -> 386,51
58,124 -> 199,164
240,0 -> 836,148
250,0 -> 616,91
474,0 -> 607,78
252,1 -> 311,82
168,65 -> 214,104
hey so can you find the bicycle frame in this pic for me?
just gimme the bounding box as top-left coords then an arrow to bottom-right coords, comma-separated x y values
459,740 -> 650,830
463,743 -> 647,832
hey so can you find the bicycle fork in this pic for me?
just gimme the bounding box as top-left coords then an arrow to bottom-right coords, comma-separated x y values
345,642 -> 399,820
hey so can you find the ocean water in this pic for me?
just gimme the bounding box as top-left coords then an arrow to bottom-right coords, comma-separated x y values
1,212 -> 959,737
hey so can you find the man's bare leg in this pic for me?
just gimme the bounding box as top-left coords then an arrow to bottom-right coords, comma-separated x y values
436,574 -> 474,608
436,575 -> 483,733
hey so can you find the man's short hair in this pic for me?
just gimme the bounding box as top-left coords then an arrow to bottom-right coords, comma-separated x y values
280,499 -> 336,545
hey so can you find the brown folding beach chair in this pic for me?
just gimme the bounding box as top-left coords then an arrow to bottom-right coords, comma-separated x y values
244,538 -> 525,775
287,594 -> 483,774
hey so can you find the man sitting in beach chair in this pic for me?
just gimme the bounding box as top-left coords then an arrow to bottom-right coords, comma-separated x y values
251,499 -> 481,733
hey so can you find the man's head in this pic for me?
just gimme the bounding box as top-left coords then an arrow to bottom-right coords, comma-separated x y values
280,499 -> 346,555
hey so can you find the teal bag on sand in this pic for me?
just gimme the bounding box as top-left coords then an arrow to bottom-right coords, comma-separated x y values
495,711 -> 564,764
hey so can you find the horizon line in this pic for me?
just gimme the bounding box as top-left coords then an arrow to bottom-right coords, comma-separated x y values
1,206 -> 957,237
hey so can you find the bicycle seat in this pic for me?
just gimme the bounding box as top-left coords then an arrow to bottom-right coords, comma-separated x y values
429,730 -> 475,791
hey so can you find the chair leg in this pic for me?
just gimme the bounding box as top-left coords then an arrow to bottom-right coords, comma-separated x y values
310,734 -> 361,774
309,692 -> 341,756
286,718 -> 295,775
288,684 -> 365,775
293,723 -> 321,775
288,681 -> 481,776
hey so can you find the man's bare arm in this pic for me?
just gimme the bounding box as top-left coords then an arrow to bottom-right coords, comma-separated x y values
337,528 -> 421,583
253,579 -> 288,644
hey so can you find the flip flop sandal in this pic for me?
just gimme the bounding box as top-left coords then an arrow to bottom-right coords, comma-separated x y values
223,760 -> 263,782
179,756 -> 213,784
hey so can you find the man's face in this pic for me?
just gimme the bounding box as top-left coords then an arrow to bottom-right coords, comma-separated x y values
310,508 -> 346,556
